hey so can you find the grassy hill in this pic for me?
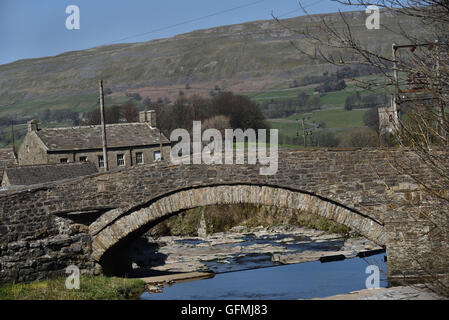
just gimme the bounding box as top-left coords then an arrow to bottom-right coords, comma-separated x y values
0,9 -> 422,117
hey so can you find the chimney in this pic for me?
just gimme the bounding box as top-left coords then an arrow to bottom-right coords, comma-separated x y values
27,119 -> 38,132
139,110 -> 156,127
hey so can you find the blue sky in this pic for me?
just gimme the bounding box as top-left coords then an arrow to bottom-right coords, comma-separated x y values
0,0 -> 352,65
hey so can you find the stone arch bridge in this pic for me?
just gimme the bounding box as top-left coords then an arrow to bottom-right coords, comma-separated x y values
0,149 -> 443,284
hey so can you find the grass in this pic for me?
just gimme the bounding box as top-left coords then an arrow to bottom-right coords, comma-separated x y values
268,120 -> 311,134
0,276 -> 145,300
244,86 -> 316,102
268,108 -> 368,141
0,93 -> 143,118
285,108 -> 366,128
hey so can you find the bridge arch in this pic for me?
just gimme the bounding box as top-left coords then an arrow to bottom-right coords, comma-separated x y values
90,184 -> 385,274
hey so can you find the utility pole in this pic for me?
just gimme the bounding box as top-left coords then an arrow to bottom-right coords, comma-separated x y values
11,121 -> 16,158
302,118 -> 306,147
99,80 -> 109,171
392,41 -> 444,141
392,43 -> 400,123
159,129 -> 163,161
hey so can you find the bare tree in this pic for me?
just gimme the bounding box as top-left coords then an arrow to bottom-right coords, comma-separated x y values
121,101 -> 139,123
273,1 -> 448,296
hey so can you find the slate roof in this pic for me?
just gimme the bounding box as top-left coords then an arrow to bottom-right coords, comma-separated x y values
0,148 -> 17,167
34,123 -> 170,152
2,162 -> 98,187
0,148 -> 17,182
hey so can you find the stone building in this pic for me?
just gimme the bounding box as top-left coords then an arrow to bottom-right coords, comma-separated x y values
0,148 -> 17,186
18,111 -> 171,170
1,162 -> 98,189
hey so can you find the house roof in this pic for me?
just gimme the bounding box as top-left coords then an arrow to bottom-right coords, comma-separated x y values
0,148 -> 17,182
0,148 -> 17,167
34,123 -> 170,152
2,162 -> 98,187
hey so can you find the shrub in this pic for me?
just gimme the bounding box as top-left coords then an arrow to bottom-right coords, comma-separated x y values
339,127 -> 379,147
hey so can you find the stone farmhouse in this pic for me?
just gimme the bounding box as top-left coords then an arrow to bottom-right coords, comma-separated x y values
18,111 -> 171,170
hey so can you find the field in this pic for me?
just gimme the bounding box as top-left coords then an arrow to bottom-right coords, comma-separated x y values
0,93 -> 146,117
285,108 -> 366,128
0,74 -> 379,149
0,57 -> 386,150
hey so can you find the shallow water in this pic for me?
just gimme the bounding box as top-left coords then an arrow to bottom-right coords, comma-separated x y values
141,252 -> 387,300
136,229 -> 352,274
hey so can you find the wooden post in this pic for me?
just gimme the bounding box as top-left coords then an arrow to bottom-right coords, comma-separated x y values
99,80 -> 109,171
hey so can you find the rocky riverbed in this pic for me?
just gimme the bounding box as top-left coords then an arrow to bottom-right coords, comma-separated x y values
129,225 -> 383,275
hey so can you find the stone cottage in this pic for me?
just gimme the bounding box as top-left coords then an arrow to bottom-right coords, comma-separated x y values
18,111 -> 171,170
1,162 -> 98,189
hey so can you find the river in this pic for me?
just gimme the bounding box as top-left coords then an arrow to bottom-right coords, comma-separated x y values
141,253 -> 387,300
136,225 -> 387,300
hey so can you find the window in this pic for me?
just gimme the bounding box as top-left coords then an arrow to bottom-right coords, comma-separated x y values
79,156 -> 87,162
153,151 -> 161,162
98,155 -> 104,168
117,154 -> 125,166
136,152 -> 143,165
60,158 -> 68,163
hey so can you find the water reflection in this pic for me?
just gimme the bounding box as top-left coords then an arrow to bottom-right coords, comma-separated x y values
141,253 -> 387,300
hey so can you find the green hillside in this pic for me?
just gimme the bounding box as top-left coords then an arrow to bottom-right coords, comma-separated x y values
0,9 -> 422,117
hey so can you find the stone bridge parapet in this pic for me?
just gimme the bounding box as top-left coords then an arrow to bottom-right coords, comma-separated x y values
0,148 -> 446,284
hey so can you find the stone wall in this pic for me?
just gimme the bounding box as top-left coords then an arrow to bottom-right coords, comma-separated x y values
0,148 -> 447,284
17,132 -> 48,166
90,185 -> 385,275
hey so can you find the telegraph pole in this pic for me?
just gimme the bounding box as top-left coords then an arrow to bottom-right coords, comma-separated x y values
302,118 -> 306,147
11,121 -> 16,158
99,80 -> 109,171
159,128 -> 163,161
391,43 -> 401,128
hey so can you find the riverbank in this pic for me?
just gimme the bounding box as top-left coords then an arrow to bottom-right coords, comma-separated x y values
314,285 -> 447,300
141,272 -> 215,294
0,276 -> 145,300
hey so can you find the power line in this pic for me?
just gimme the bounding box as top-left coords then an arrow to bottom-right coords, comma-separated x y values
274,0 -> 329,18
0,1 -> 320,109
1,0 -> 266,69
2,0 -> 317,69
0,25 -> 301,108
109,0 -> 266,44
